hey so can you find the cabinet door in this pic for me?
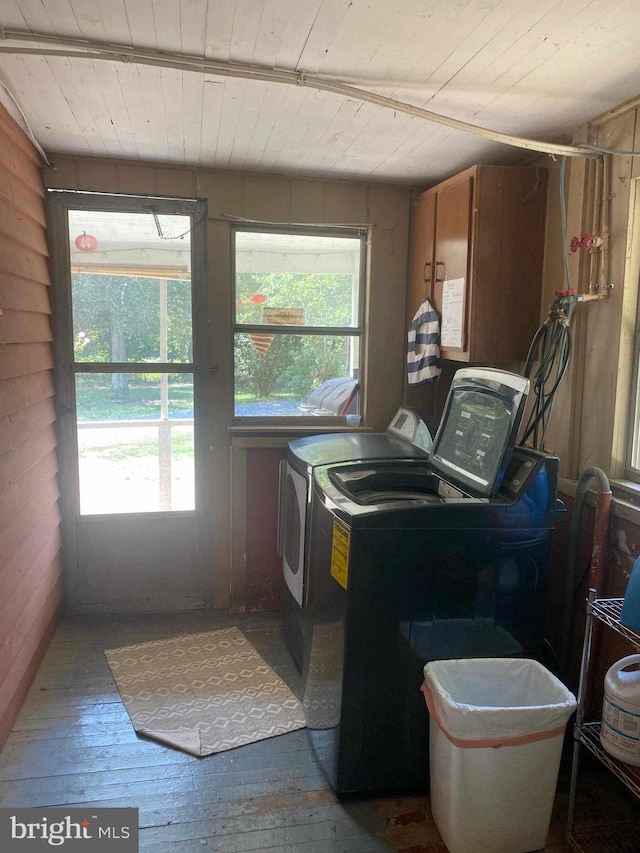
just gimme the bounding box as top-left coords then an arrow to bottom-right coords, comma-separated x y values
432,177 -> 472,359
407,191 -> 436,324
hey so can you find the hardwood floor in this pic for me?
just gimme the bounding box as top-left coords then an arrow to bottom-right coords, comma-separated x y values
0,611 -> 572,852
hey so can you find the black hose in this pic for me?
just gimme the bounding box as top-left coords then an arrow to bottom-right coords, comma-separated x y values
523,323 -> 548,379
560,467 -> 611,676
520,318 -> 572,448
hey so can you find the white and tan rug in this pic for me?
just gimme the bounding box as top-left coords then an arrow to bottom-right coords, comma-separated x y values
105,626 -> 306,757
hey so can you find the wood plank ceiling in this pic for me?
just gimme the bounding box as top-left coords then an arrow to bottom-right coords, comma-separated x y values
0,0 -> 638,184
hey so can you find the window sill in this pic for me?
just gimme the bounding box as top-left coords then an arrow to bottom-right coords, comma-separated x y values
228,422 -> 373,447
558,475 -> 640,524
610,478 -> 640,515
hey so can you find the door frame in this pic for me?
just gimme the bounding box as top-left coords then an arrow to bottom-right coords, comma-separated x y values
47,190 -> 213,613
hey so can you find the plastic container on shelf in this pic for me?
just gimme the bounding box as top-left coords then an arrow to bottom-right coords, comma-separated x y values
600,653 -> 640,766
620,556 -> 640,632
422,657 -> 576,853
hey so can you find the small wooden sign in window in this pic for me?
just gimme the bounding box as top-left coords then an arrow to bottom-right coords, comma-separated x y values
262,307 -> 305,325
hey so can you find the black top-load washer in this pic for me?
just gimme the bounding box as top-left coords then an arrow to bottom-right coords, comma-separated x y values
278,408 -> 434,670
300,367 -> 565,796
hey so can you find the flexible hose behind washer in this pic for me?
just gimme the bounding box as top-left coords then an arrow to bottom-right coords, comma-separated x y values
560,467 -> 611,676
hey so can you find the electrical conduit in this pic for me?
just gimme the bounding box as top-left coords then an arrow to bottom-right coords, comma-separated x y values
0,27 -> 600,161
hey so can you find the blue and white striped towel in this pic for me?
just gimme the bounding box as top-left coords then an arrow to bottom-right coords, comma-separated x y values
407,297 -> 441,384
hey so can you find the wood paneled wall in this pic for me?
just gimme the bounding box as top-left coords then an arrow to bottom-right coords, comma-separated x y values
534,109 -> 640,703
0,103 -> 63,744
244,448 -> 286,612
537,108 -> 640,479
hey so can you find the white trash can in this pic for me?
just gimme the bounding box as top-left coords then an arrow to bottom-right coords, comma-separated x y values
422,658 -> 576,853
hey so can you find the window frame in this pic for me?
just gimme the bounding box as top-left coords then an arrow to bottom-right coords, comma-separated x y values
626,281 -> 640,481
231,223 -> 367,424
622,177 -> 640,483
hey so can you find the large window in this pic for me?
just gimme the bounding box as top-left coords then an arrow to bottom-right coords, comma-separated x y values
232,227 -> 365,418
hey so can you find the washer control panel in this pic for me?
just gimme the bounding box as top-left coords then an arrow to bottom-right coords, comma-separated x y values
387,407 -> 433,454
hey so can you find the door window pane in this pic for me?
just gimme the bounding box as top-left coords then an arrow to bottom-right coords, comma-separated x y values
76,373 -> 194,514
69,210 -> 192,363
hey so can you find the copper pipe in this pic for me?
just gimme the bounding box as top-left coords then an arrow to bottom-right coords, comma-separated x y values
589,156 -> 603,292
599,154 -> 612,289
585,487 -> 613,712
588,489 -> 613,594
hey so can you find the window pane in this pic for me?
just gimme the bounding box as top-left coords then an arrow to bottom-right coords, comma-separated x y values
234,333 -> 359,417
76,373 -> 194,513
69,210 -> 192,363
235,231 -> 361,327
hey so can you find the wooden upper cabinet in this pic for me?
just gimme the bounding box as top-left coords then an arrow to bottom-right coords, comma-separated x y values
407,165 -> 548,363
407,191 -> 436,323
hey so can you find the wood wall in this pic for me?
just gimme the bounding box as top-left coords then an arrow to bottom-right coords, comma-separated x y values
244,448 -> 286,612
538,108 -> 640,479
0,103 -> 63,744
534,106 -> 640,700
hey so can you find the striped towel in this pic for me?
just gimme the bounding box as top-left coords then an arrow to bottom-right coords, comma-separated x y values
407,298 -> 441,384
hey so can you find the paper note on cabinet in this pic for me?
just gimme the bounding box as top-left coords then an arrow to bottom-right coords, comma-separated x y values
440,278 -> 465,349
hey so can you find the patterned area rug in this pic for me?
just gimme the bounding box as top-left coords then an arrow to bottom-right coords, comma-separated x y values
105,626 -> 306,756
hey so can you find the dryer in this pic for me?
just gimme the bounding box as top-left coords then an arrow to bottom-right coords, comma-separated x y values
278,408 -> 434,670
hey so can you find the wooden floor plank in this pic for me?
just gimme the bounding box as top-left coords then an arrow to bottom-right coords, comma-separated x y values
143,833 -> 389,853
10,705 -> 131,733
0,740 -> 191,781
138,812 -> 393,851
0,766 -> 199,808
5,725 -> 147,747
51,787 -> 339,829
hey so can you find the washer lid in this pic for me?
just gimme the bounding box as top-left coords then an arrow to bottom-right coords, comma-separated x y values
430,368 -> 529,498
288,408 -> 432,468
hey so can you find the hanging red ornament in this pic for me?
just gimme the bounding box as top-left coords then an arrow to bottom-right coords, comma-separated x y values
75,232 -> 98,252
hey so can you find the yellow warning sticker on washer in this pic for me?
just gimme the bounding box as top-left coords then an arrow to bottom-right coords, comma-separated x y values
330,519 -> 351,590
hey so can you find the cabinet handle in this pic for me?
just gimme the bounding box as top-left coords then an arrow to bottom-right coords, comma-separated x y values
423,261 -> 433,298
435,261 -> 446,282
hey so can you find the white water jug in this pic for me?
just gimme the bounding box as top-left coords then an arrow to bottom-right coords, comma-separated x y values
600,654 -> 640,766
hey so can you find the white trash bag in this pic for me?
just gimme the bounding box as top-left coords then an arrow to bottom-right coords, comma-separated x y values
421,657 -> 576,853
422,657 -> 576,746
